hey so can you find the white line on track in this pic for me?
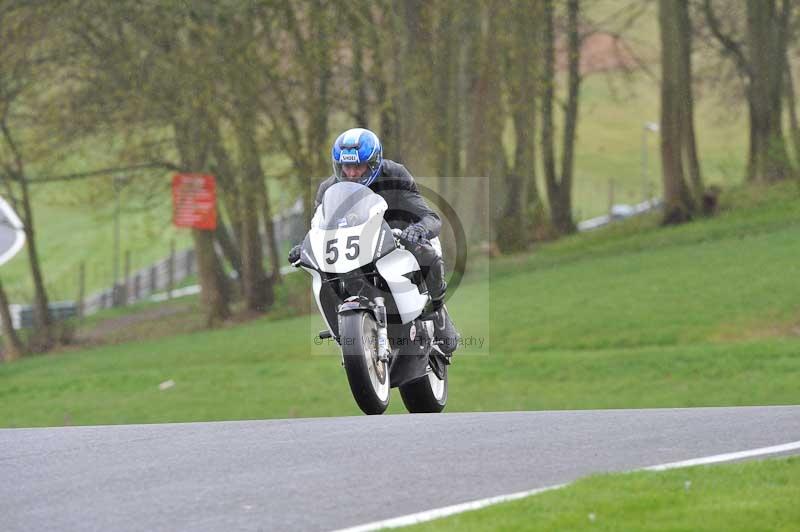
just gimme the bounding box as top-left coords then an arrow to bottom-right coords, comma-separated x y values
333,440 -> 800,532
644,440 -> 800,471
333,484 -> 568,532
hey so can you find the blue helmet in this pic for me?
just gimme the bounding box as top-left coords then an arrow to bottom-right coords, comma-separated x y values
331,128 -> 383,186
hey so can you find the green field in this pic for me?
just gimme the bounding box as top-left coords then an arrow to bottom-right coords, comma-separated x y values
1,181 -> 798,427
0,156 -> 296,302
406,457 -> 800,531
570,71 -> 747,219
1,183 -> 193,302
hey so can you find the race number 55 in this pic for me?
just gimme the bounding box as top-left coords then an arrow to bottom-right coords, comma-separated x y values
325,236 -> 360,264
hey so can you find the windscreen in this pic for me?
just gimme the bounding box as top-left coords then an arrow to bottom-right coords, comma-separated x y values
319,181 -> 385,230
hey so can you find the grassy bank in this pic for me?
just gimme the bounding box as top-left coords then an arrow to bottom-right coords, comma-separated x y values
1,182 -> 798,427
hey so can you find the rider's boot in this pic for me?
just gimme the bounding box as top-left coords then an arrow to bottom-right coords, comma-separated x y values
431,298 -> 459,357
426,259 -> 460,357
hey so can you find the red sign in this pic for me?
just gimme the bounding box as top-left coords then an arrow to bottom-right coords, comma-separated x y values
172,174 -> 217,230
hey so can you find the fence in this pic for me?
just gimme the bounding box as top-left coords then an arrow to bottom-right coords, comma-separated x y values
79,199 -> 307,316
577,197 -> 663,232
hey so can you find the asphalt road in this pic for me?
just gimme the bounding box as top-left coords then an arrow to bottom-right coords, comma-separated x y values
2,406 -> 799,531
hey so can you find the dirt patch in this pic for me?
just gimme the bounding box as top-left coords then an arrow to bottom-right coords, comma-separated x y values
78,304 -> 192,341
67,298 -> 280,351
71,301 -> 205,348
711,315 -> 800,343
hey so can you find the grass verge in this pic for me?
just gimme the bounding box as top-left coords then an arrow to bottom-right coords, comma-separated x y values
405,457 -> 800,531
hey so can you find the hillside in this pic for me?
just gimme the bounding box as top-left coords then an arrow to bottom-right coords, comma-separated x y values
1,182 -> 798,427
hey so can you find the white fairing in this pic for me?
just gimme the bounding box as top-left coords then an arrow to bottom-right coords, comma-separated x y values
308,186 -> 389,274
302,266 -> 334,334
304,181 -> 440,326
375,249 -> 429,324
308,214 -> 385,273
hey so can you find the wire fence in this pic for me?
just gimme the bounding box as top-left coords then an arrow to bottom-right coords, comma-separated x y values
8,201 -> 307,328
81,201 -> 307,315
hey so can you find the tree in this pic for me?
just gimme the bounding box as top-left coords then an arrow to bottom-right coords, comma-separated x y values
497,0 -> 546,252
541,0 -> 581,236
463,0 -> 506,245
257,1 -> 336,221
61,2 -> 235,324
658,0 -> 704,224
0,277 -> 24,360
786,49 -> 800,167
213,9 -> 275,311
206,118 -> 245,283
704,0 -> 795,182
0,2 -> 56,350
431,0 -> 463,185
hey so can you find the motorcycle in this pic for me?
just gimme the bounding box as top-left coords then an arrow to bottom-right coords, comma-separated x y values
292,181 -> 449,415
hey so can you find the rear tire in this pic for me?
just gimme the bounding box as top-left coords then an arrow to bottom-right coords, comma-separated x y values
341,311 -> 390,415
399,360 -> 447,413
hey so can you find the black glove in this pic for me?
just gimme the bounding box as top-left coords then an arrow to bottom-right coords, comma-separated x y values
400,223 -> 428,244
288,244 -> 302,264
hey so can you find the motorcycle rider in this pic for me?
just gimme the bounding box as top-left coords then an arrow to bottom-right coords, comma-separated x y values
288,127 -> 460,356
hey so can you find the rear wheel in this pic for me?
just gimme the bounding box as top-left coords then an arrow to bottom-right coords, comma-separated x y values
399,360 -> 447,413
340,311 -> 390,415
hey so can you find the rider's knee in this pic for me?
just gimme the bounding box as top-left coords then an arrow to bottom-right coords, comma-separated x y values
410,241 -> 440,267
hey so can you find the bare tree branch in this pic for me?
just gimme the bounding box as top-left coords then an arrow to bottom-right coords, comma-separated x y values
27,161 -> 180,184
703,0 -> 750,78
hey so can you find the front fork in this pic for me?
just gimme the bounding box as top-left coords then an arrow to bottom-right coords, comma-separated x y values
336,295 -> 390,363
373,297 -> 389,362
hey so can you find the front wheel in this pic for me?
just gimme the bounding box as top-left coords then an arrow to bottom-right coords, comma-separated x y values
399,361 -> 447,413
340,311 -> 390,415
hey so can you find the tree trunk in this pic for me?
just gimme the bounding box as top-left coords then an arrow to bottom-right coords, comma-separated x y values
433,1 -> 457,184
541,0 -> 557,227
677,0 -> 704,204
208,118 -> 243,247
703,0 -> 794,182
746,0 -> 792,182
541,0 -> 580,236
401,0 -> 436,173
205,119 -> 243,281
18,174 -> 53,350
192,228 -> 231,326
306,0 -> 333,179
0,278 -> 24,361
214,213 -> 243,284
557,0 -> 580,235
351,22 -> 369,127
784,48 -> 800,167
466,0 -> 504,244
659,0 -> 696,224
234,109 -> 273,313
173,119 -> 231,325
498,0 -> 544,252
256,176 -> 282,284
0,118 -> 52,350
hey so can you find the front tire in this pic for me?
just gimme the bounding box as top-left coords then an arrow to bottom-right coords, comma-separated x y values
340,311 -> 390,415
399,360 -> 447,413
